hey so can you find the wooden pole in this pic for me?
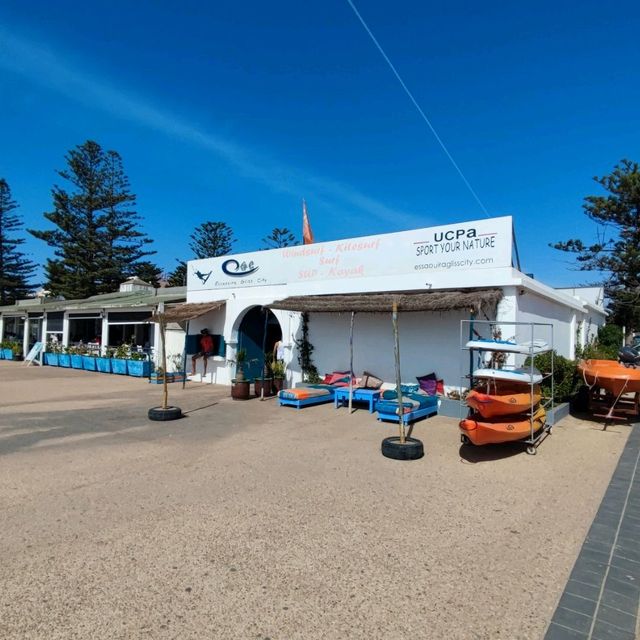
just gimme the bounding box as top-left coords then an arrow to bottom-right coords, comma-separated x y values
261,308 -> 269,400
348,311 -> 355,413
182,319 -> 190,390
161,316 -> 168,410
392,302 -> 405,443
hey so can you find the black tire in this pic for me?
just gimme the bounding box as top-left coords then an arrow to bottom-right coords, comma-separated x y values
381,436 -> 424,461
148,406 -> 182,421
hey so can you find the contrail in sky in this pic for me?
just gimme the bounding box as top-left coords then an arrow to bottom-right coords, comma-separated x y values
0,27 -> 429,229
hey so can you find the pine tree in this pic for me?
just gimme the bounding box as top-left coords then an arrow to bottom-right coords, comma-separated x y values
262,227 -> 298,249
167,262 -> 187,287
0,178 -> 36,304
167,221 -> 235,286
189,221 -> 235,258
553,159 -> 640,335
29,140 -> 157,299
99,150 -> 157,292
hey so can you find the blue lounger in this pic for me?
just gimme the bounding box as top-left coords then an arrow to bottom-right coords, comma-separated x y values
376,391 -> 438,424
278,384 -> 336,409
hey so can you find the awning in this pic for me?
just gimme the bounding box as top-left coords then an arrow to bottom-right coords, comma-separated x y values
268,289 -> 502,314
150,301 -> 225,323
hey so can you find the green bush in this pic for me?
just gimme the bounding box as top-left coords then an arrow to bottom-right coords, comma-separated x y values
580,342 -> 619,360
526,350 -> 579,403
598,324 -> 623,350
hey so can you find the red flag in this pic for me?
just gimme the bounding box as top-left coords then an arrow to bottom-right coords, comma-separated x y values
302,199 -> 314,244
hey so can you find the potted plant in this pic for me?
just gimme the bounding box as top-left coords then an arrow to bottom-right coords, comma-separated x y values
127,350 -> 152,377
271,359 -> 286,393
44,341 -> 60,366
150,366 -> 173,384
3,340 -> 23,361
82,347 -> 98,371
11,341 -> 23,361
96,348 -> 112,373
70,346 -> 85,369
169,353 -> 186,383
110,343 -> 129,375
254,351 -> 274,397
58,346 -> 72,368
231,348 -> 251,400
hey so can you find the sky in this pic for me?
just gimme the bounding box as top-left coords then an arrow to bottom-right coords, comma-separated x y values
0,0 -> 639,286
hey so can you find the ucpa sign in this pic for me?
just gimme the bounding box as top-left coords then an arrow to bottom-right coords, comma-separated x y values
187,215 -> 513,292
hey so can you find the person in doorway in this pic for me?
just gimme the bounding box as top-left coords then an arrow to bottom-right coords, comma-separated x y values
273,339 -> 284,362
191,328 -> 214,376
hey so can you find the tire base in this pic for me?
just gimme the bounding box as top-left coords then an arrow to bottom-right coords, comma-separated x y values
381,436 -> 424,461
148,406 -> 182,421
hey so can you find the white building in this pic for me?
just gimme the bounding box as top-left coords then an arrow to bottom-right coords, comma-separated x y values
0,279 -> 186,367
183,216 -> 607,389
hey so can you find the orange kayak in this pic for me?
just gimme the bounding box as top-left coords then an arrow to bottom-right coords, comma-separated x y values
466,384 -> 541,418
459,407 -> 546,445
578,359 -> 640,396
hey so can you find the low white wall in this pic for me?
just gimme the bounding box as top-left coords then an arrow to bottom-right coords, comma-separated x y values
164,325 -> 187,372
307,310 -> 470,390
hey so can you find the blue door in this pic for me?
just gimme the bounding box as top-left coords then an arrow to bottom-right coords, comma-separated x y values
237,307 -> 282,380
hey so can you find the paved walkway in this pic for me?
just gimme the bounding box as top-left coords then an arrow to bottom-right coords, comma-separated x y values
545,423 -> 640,639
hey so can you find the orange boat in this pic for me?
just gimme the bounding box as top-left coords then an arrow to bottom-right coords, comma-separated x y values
466,382 -> 541,419
578,359 -> 640,397
459,407 -> 546,446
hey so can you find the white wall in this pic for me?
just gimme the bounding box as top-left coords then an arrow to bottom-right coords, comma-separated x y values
307,310 -> 472,390
164,325 -> 187,372
516,292 -> 575,358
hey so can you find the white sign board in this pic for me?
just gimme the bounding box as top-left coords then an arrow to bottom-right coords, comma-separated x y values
188,216 -> 513,293
25,341 -> 44,366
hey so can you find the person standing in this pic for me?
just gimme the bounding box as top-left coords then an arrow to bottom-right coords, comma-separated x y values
191,328 -> 215,376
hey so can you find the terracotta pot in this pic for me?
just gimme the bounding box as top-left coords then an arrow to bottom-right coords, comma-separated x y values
254,378 -> 274,397
272,378 -> 285,393
231,380 -> 251,400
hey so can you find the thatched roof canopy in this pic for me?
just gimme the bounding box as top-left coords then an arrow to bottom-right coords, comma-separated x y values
150,301 -> 225,323
268,289 -> 502,314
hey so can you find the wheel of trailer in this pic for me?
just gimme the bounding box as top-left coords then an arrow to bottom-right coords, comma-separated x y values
381,436 -> 424,461
148,406 -> 183,421
526,445 -> 537,456
460,434 -> 471,446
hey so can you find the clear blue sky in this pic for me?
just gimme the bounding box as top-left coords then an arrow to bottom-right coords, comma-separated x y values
0,0 -> 638,286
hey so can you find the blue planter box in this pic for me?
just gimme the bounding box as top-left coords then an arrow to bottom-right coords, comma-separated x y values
0,349 -> 4,359
71,354 -> 84,369
127,360 -> 152,377
45,353 -> 60,366
149,371 -> 173,384
59,354 -> 71,367
96,357 -> 111,373
82,355 -> 97,371
4,348 -> 14,360
111,358 -> 128,375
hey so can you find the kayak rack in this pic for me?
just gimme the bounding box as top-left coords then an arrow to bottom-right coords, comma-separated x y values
459,320 -> 554,455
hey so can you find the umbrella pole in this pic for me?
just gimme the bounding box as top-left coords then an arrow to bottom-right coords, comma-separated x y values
392,302 -> 405,443
161,316 -> 168,410
182,319 -> 190,390
349,311 -> 355,413
260,308 -> 268,400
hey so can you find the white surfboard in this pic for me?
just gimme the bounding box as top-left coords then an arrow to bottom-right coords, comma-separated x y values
466,339 -> 548,354
473,367 -> 543,384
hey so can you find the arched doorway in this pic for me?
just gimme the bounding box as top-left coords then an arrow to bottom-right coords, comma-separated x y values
237,306 -> 282,380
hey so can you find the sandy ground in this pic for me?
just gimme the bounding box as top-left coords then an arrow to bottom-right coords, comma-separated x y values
0,361 -> 631,639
